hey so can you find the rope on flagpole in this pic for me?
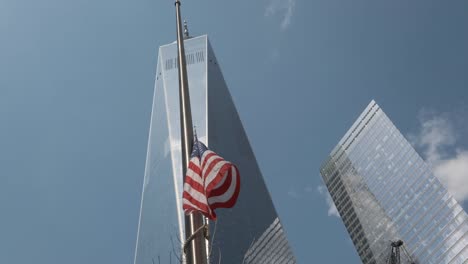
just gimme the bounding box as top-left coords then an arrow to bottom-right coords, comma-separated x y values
208,218 -> 217,259
183,223 -> 209,254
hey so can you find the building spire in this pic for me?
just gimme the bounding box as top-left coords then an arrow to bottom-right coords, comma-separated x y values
183,20 -> 190,39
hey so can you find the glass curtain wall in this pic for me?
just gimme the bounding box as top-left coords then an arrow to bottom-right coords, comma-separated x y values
321,100 -> 468,264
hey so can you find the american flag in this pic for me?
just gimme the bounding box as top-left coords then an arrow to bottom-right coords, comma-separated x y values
182,136 -> 240,220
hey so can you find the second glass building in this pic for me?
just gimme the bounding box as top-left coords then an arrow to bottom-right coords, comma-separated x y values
320,100 -> 467,264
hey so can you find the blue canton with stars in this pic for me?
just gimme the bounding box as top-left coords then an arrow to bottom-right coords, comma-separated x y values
191,137 -> 208,159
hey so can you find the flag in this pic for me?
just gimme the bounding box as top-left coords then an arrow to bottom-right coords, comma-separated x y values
182,136 -> 240,220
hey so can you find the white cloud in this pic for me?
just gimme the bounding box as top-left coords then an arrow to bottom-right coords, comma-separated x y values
433,151 -> 468,202
265,0 -> 296,31
413,115 -> 456,163
317,185 -> 339,217
412,112 -> 468,202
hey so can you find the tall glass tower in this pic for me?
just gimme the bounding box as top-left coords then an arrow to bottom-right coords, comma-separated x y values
320,100 -> 468,264
134,35 -> 296,264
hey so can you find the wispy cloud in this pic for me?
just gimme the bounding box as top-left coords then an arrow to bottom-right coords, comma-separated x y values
268,47 -> 280,62
304,185 -> 314,193
265,0 -> 296,31
287,185 -> 315,200
410,111 -> 468,202
317,185 -> 339,217
410,114 -> 456,163
287,188 -> 299,199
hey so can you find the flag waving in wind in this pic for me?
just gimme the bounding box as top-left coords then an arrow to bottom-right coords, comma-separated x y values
182,135 -> 240,220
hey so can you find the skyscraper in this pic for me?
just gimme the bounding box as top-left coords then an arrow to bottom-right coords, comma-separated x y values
134,35 -> 296,264
320,100 -> 468,264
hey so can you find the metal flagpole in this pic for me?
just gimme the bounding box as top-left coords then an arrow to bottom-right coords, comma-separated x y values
174,1 -> 208,264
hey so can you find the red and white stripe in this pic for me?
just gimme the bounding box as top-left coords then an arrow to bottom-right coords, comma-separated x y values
182,150 -> 240,220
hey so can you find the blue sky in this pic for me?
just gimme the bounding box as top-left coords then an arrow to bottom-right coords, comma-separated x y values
1,0 -> 467,263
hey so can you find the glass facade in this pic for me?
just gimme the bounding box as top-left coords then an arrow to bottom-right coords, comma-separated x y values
320,100 -> 468,264
134,35 -> 296,264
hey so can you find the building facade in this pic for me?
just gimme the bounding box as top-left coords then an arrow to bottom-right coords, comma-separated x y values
320,100 -> 467,264
134,35 -> 296,264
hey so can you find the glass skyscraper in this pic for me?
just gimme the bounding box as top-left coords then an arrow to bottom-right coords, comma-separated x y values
320,100 -> 467,264
134,35 -> 296,264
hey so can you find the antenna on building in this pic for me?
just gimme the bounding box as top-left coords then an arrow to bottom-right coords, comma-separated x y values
184,20 -> 190,39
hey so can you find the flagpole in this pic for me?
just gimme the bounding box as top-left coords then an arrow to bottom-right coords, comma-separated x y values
174,1 -> 208,264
